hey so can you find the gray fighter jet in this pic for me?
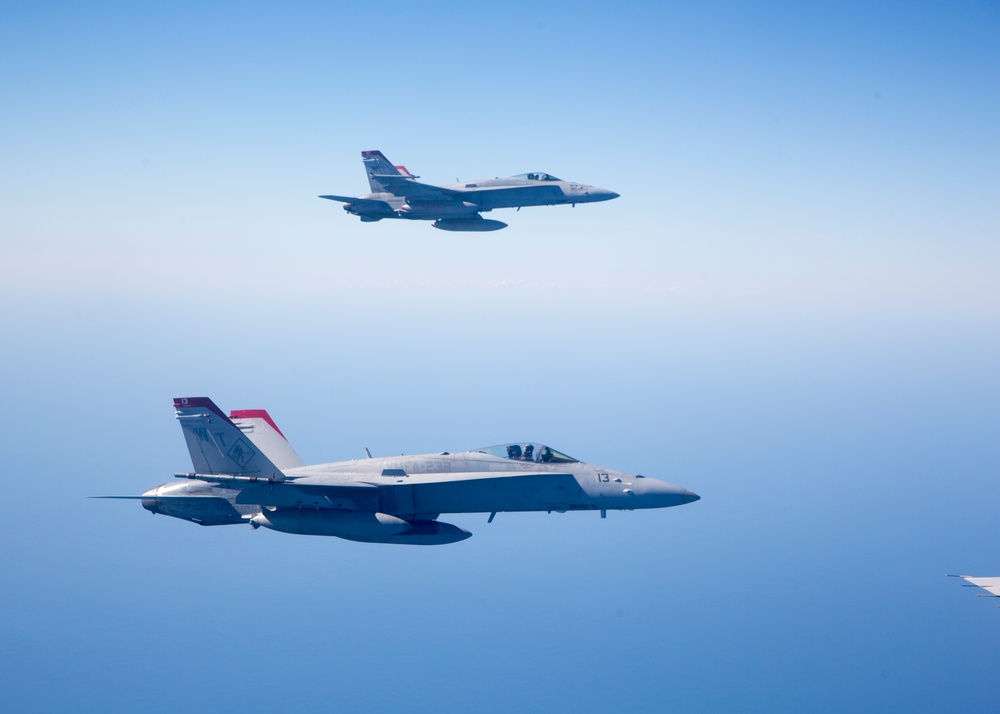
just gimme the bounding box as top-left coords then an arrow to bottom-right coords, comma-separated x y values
320,150 -> 619,231
97,397 -> 699,546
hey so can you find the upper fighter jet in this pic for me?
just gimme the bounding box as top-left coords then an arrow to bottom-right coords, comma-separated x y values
320,150 -> 619,231
97,397 -> 699,546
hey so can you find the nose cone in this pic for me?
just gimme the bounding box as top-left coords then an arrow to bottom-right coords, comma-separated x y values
640,479 -> 701,508
591,187 -> 619,202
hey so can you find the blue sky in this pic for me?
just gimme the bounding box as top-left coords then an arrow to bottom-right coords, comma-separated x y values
1,2 -> 998,711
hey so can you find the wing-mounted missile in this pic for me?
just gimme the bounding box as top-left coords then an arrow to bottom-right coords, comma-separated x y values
398,199 -> 480,219
250,509 -> 471,545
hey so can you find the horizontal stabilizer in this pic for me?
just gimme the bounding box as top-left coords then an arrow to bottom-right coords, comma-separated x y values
319,195 -> 391,208
89,494 -> 221,500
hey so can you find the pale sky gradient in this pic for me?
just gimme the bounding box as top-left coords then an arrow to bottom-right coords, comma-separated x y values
1,2 -> 998,712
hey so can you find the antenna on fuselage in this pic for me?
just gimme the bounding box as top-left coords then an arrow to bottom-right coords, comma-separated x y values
364,447 -> 372,459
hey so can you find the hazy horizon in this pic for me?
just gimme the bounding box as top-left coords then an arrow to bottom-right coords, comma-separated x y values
2,2 -> 998,711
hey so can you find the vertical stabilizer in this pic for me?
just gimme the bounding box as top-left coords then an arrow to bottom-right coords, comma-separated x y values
362,150 -> 407,193
174,397 -> 286,479
229,409 -> 305,470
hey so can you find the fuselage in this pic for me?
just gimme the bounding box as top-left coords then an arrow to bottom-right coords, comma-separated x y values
142,446 -> 697,525
285,448 -> 696,516
442,174 -> 619,211
352,176 -> 619,221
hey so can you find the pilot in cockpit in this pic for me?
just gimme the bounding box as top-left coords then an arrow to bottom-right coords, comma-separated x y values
522,444 -> 534,461
539,446 -> 553,463
507,444 -> 522,459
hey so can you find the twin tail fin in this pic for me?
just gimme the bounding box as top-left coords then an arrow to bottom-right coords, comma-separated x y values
174,397 -> 288,479
361,149 -> 414,193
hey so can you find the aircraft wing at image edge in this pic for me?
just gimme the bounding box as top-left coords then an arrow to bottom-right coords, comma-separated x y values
319,149 -> 619,232
949,575 -> 1000,606
92,396 -> 699,546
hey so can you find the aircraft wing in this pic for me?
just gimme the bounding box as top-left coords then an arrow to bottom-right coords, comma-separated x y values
236,483 -> 381,511
171,472 -> 381,511
168,470 -> 585,514
373,175 -> 465,201
955,576 -> 1000,598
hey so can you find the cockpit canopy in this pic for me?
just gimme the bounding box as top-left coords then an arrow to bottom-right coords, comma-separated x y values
474,443 -> 579,464
514,172 -> 561,182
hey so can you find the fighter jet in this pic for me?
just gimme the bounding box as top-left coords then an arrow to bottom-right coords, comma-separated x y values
319,150 -> 619,231
96,397 -> 699,546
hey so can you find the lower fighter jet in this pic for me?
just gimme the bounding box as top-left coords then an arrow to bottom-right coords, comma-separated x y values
96,397 -> 700,546
320,150 -> 619,231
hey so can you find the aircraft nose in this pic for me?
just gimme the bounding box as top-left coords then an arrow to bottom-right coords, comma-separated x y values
593,188 -> 619,201
642,479 -> 700,507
